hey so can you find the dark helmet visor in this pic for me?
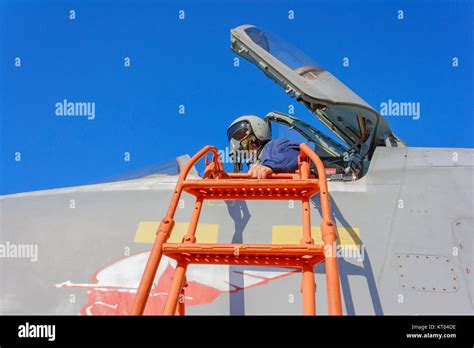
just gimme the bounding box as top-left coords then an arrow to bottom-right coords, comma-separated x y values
227,121 -> 253,141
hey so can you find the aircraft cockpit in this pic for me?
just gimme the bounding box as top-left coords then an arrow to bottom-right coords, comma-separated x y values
230,25 -> 405,181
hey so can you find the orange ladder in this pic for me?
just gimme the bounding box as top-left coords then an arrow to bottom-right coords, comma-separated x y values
130,143 -> 342,315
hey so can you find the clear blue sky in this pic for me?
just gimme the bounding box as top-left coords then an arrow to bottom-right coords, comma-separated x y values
1,0 -> 473,194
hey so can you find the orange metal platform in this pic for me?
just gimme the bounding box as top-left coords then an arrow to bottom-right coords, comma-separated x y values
130,143 -> 343,315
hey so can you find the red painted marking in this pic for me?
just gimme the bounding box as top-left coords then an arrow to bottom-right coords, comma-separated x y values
56,251 -> 297,315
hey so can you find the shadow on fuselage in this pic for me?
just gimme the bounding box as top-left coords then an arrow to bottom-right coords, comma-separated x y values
312,194 -> 384,315
223,194 -> 384,315
225,200 -> 250,315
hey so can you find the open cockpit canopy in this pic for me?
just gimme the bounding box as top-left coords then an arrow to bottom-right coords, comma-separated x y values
231,25 -> 403,159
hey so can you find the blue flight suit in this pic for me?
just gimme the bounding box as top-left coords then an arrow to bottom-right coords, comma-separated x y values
259,138 -> 300,173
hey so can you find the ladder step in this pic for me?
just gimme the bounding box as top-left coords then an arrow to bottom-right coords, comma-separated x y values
163,243 -> 325,267
182,179 -> 320,199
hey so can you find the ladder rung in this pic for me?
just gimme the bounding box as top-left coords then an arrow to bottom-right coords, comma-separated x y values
182,179 -> 320,199
163,243 -> 325,267
163,243 -> 324,257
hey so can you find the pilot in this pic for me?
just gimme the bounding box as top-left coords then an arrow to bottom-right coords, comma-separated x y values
227,115 -> 300,179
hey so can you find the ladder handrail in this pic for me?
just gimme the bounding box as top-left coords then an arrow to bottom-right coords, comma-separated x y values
299,143 -> 341,314
177,143 -> 334,230
299,143 -> 333,226
165,145 -> 220,218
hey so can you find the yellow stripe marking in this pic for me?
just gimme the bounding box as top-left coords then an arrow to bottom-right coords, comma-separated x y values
207,200 -> 236,207
272,225 -> 361,249
134,221 -> 219,244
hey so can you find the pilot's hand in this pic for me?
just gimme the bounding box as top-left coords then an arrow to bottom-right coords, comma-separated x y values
248,165 -> 273,179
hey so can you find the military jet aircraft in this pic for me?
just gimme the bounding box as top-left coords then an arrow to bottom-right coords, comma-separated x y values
1,24 -> 472,315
